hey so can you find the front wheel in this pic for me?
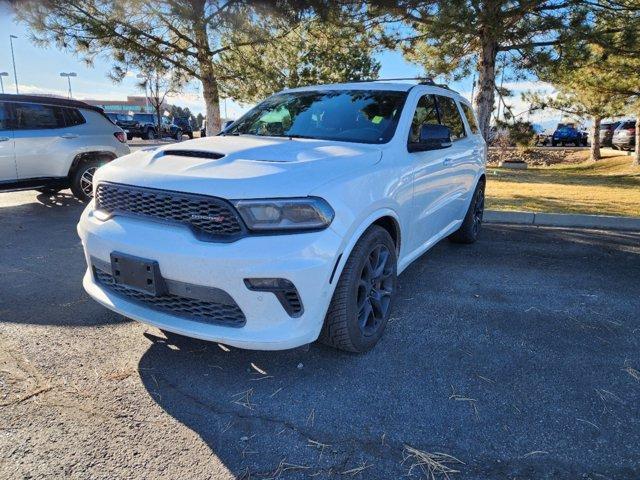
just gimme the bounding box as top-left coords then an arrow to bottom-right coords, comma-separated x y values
449,178 -> 485,244
70,159 -> 102,202
319,226 -> 397,353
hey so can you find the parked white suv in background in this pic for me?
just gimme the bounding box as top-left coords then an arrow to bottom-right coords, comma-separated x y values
0,94 -> 130,201
78,81 -> 486,352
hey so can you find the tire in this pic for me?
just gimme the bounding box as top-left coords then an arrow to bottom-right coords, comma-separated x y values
126,134 -> 133,141
551,140 -> 557,147
70,159 -> 102,202
174,130 -> 182,141
188,132 -> 194,140
143,129 -> 156,140
448,178 -> 485,244
319,225 -> 397,353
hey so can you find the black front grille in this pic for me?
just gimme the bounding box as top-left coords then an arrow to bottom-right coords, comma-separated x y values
94,268 -> 246,327
95,183 -> 244,239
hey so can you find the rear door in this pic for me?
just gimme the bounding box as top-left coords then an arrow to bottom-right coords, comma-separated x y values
434,96 -> 480,221
11,102 -> 75,179
0,101 -> 17,182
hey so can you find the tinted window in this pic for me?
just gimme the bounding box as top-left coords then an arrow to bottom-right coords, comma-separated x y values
13,103 -> 66,130
0,102 -> 9,131
460,103 -> 479,134
228,90 -> 407,144
133,113 -> 156,123
63,108 -> 86,127
409,94 -> 439,143
436,96 -> 466,140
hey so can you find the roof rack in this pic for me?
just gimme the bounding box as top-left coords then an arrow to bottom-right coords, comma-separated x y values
344,77 -> 455,91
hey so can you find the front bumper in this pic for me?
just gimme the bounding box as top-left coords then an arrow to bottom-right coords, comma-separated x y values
77,204 -> 344,350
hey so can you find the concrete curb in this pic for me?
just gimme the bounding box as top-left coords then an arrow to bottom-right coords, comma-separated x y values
484,210 -> 640,232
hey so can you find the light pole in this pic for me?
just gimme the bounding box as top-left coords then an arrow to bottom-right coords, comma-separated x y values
9,35 -> 18,94
0,72 -> 8,94
60,72 -> 77,98
136,73 -> 149,112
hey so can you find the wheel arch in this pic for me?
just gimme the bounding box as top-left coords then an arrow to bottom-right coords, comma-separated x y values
329,209 -> 402,286
67,151 -> 117,177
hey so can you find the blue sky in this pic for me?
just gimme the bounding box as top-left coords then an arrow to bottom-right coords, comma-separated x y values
0,4 -> 559,126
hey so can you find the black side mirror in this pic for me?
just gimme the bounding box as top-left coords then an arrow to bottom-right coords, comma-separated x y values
408,124 -> 453,152
222,120 -> 234,131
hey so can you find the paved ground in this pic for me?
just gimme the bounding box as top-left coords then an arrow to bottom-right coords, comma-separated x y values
1,190 -> 639,480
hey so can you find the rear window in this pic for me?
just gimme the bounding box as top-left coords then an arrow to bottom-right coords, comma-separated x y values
619,121 -> 636,130
460,103 -> 479,134
436,96 -> 466,140
63,108 -> 86,127
12,102 -> 66,130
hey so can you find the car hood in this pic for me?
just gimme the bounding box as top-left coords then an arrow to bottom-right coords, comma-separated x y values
94,135 -> 383,199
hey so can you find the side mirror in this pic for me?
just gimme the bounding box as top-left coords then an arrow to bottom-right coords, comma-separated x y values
222,120 -> 235,131
408,124 -> 453,152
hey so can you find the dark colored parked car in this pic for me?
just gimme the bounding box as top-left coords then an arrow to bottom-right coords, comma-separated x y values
128,113 -> 182,140
598,121 -> 621,147
106,113 -> 138,139
612,120 -> 636,151
172,116 -> 194,139
551,124 -> 588,146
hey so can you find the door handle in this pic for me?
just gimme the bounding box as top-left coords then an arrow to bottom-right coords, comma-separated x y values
0,137 -> 10,142
443,157 -> 454,166
61,133 -> 79,139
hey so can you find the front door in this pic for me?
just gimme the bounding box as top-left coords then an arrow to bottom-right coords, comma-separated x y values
406,93 -> 455,253
0,102 -> 16,182
11,102 -> 71,179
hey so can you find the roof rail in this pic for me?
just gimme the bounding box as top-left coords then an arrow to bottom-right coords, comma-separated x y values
345,77 -> 455,92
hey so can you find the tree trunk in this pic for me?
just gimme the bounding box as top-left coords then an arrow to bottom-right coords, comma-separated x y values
473,39 -> 498,141
192,5 -> 222,135
590,115 -> 601,161
202,76 -> 221,135
635,116 -> 640,166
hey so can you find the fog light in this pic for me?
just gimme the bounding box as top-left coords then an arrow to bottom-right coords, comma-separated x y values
244,278 -> 303,317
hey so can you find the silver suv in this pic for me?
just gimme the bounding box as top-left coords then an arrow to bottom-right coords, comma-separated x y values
0,94 -> 130,201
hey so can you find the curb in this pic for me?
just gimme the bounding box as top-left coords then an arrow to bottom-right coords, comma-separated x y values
484,210 -> 640,232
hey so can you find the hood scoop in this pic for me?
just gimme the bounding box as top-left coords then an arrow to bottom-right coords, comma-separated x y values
159,149 -> 225,160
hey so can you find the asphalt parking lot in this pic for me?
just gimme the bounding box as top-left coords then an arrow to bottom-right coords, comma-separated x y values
1,190 -> 639,479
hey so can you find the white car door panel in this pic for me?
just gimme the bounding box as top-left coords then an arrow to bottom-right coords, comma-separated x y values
11,102 -> 74,179
0,102 -> 16,182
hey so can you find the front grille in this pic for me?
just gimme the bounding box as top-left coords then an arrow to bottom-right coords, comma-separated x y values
94,268 -> 246,327
95,183 -> 244,240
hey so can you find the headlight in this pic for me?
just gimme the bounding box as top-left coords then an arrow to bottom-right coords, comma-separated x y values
233,197 -> 334,232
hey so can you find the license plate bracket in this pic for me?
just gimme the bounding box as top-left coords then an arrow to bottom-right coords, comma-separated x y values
110,252 -> 166,296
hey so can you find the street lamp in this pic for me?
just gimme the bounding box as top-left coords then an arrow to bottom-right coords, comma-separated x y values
0,72 -> 8,94
60,72 -> 77,98
136,73 -> 149,112
9,35 -> 18,94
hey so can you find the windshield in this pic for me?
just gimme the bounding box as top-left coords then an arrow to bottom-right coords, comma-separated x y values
226,90 -> 407,144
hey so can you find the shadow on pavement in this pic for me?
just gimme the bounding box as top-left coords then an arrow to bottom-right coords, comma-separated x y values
0,191 -> 125,327
137,225 -> 640,479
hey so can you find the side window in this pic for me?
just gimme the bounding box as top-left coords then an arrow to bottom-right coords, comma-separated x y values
408,94 -> 439,143
436,96 -> 466,140
13,103 -> 66,130
0,102 -> 9,131
63,108 -> 86,127
460,103 -> 479,135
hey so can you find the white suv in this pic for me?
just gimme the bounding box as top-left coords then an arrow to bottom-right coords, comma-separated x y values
0,94 -> 130,201
78,81 -> 486,352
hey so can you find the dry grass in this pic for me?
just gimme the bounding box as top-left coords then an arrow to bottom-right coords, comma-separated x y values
486,151 -> 640,216
402,445 -> 464,479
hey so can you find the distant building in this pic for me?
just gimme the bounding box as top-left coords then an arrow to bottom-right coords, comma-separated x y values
82,96 -> 164,114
